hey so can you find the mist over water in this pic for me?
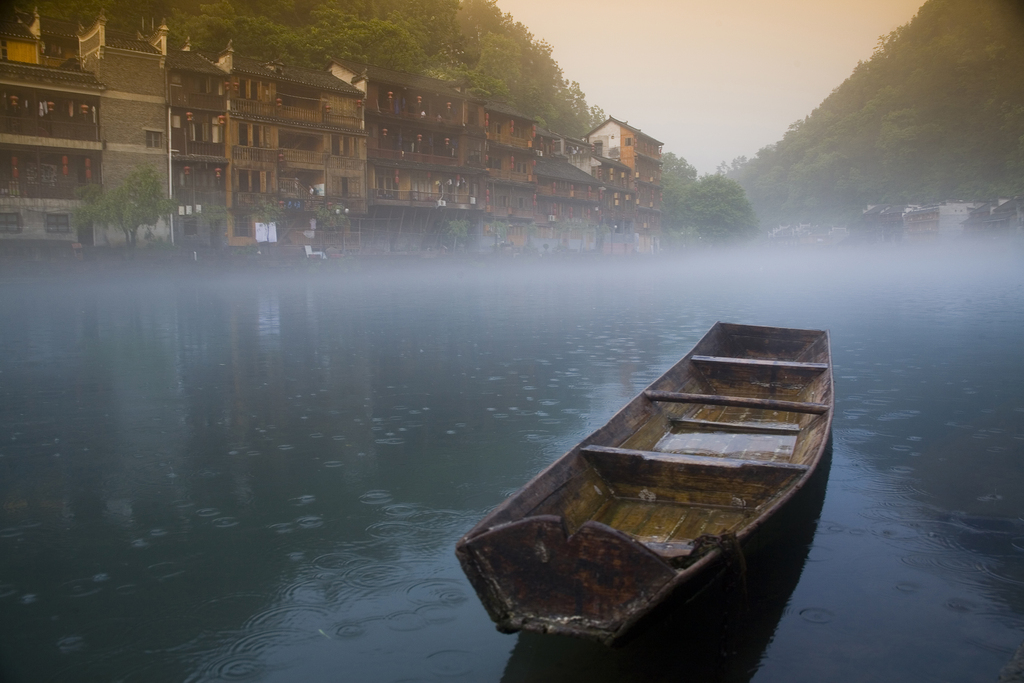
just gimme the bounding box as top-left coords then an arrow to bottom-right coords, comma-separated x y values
1,244 -> 1023,682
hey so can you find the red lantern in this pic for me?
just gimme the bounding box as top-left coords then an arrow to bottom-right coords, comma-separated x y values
186,111 -> 193,122
278,151 -> 285,163
444,137 -> 450,145
218,115 -> 226,125
80,103 -> 89,114
387,91 -> 393,100
509,119 -> 514,133
276,98 -> 283,107
224,80 -> 231,90
382,128 -> 387,136
184,166 -> 191,175
47,101 -> 55,111
532,124 -> 536,138
484,113 -> 489,127
215,167 -> 222,178
394,169 -> 399,183
9,95 -> 18,106
532,193 -> 537,206
11,156 -> 18,180
325,103 -> 331,113
62,155 -> 68,176
416,95 -> 422,104
84,158 -> 91,180
356,98 -> 362,107
446,102 -> 451,111
416,134 -> 422,142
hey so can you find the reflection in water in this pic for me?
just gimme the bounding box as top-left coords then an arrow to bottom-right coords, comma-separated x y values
0,246 -> 1023,682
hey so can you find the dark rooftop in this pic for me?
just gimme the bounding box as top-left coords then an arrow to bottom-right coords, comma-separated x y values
231,54 -> 362,95
0,20 -> 35,40
484,100 -> 535,122
0,60 -> 103,89
534,157 -> 600,185
166,50 -> 225,76
331,58 -> 464,97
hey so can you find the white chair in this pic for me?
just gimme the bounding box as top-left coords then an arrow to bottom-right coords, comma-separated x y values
304,245 -> 325,259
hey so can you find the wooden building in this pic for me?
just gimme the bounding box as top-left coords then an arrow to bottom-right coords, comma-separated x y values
330,59 -> 486,252
586,117 -> 663,253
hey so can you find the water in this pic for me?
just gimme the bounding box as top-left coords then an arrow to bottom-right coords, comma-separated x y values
1,246 -> 1023,682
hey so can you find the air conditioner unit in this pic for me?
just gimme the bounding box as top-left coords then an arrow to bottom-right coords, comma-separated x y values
469,197 -> 476,205
436,199 -> 446,207
548,215 -> 556,222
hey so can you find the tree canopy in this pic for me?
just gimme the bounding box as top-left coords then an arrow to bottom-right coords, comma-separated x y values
729,0 -> 1024,225
76,166 -> 176,248
22,0 -> 606,137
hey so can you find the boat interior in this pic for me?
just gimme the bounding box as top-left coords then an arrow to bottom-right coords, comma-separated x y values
523,324 -> 833,563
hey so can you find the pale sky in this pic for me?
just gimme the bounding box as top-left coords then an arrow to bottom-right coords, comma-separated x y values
495,0 -> 926,172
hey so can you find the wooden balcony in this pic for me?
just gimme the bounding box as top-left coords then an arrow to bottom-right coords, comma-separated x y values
0,180 -> 97,200
368,147 -> 457,166
0,115 -> 99,142
174,140 -> 226,158
488,132 -> 531,149
280,148 -> 325,166
232,146 -> 277,165
487,168 -> 531,183
171,90 -> 226,111
230,99 -> 361,130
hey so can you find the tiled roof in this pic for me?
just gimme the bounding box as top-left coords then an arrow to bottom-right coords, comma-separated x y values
166,50 -> 225,76
485,100 -> 535,122
104,29 -> 161,54
0,20 -> 35,39
533,157 -> 599,185
332,58 -> 464,96
232,54 -> 362,95
593,155 -> 630,171
41,16 -> 81,39
0,60 -> 103,89
587,116 -> 663,146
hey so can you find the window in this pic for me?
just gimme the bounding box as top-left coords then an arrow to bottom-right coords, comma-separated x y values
233,219 -> 250,237
146,130 -> 163,149
594,141 -> 603,157
45,213 -> 71,233
624,138 -> 633,147
0,212 -> 19,233
183,217 -> 198,236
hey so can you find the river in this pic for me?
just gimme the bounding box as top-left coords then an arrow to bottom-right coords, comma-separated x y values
1,244 -> 1023,682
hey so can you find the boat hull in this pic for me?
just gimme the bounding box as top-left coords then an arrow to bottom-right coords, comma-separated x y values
456,323 -> 834,645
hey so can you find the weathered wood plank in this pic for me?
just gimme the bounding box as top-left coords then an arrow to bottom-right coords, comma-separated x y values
644,390 -> 830,414
669,417 -> 801,435
692,355 -> 829,371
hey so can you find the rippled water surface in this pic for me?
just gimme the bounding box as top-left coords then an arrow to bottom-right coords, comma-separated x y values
1,246 -> 1023,682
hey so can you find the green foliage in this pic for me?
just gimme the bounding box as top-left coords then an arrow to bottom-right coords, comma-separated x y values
733,0 -> 1024,225
252,197 -> 284,224
315,204 -> 351,230
669,174 -> 758,244
444,218 -> 470,249
76,166 -> 175,248
36,0 -> 603,139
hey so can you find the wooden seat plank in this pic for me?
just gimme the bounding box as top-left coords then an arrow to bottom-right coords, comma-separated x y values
669,417 -> 801,436
691,355 -> 829,371
644,390 -> 829,415
581,444 -> 809,472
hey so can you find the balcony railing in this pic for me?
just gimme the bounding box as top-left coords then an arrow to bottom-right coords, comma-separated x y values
370,188 -> 442,203
280,148 -> 324,166
230,99 -> 361,130
171,90 -> 226,110
327,156 -> 362,171
232,146 -> 278,164
487,168 -> 531,182
488,132 -> 531,149
174,140 -> 226,158
0,115 -> 99,142
0,180 -> 96,199
172,188 -> 227,208
233,191 -> 273,210
368,147 -> 457,166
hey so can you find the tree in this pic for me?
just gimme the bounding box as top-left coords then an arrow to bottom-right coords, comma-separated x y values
444,218 -> 470,250
76,166 -> 175,248
677,174 -> 759,244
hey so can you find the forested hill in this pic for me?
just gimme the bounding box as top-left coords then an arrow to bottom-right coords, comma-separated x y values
730,0 -> 1024,225
13,0 -> 604,137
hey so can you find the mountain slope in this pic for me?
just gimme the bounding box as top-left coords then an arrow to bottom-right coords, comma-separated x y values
732,0 -> 1024,224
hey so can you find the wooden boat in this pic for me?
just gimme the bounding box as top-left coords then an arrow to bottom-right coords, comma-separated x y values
455,322 -> 834,646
